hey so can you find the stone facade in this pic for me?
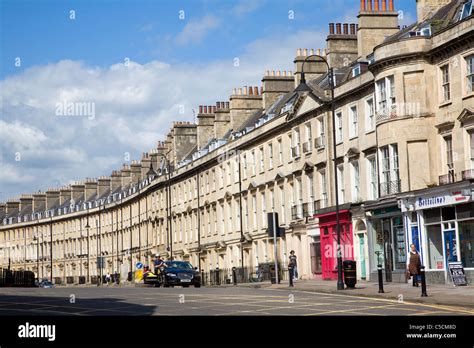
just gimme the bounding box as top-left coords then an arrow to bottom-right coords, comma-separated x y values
1,0 -> 473,286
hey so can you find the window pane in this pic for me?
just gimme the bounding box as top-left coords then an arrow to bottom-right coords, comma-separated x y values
459,221 -> 474,268
427,225 -> 444,269
442,206 -> 455,221
457,203 -> 474,219
424,208 -> 441,224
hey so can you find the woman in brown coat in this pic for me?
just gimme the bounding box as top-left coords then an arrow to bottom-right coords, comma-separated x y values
408,244 -> 421,287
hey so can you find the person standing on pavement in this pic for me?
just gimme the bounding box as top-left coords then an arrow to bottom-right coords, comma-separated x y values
408,244 -> 421,287
105,272 -> 111,285
289,250 -> 298,281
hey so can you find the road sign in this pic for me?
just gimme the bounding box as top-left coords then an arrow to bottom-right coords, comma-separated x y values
448,262 -> 467,286
136,262 -> 143,270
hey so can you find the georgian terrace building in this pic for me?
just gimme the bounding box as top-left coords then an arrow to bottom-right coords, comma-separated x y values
0,0 -> 473,285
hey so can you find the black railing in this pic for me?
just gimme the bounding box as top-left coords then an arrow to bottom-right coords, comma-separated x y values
380,180 -> 401,196
0,268 -> 35,287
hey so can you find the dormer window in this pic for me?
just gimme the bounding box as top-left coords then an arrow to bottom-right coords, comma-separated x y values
352,65 -> 361,77
408,24 -> 431,37
458,0 -> 473,21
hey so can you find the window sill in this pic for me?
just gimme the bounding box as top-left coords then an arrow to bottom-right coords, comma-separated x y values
365,129 -> 375,135
439,100 -> 452,108
462,93 -> 474,101
349,136 -> 358,140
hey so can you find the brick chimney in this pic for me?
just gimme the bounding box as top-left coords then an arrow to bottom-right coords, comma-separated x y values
326,23 -> 359,69
197,105 -> 215,149
121,164 -> 132,187
0,203 -> 5,218
294,48 -> 330,87
19,194 -> 33,214
32,192 -> 46,212
214,101 -> 231,139
357,0 -> 399,60
416,0 -> 451,22
111,170 -> 122,192
130,160 -> 142,184
97,176 -> 111,198
262,71 -> 294,111
170,121 -> 197,165
84,179 -> 98,201
6,199 -> 20,216
229,86 -> 263,132
59,186 -> 72,205
45,189 -> 60,210
71,183 -> 85,203
140,153 -> 152,178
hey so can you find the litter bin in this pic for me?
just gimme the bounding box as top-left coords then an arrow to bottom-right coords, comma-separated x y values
343,260 -> 357,288
269,265 -> 281,284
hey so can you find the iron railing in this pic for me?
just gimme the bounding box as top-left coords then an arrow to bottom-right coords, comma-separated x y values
461,169 -> 474,181
380,180 -> 401,196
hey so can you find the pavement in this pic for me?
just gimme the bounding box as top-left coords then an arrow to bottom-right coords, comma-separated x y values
0,282 -> 472,316
216,278 -> 474,309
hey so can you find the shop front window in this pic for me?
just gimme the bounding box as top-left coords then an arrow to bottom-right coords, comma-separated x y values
427,225 -> 444,269
393,216 -> 406,269
459,221 -> 474,268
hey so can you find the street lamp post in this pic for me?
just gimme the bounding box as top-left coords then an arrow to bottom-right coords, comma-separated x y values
49,217 -> 53,283
156,153 -> 172,260
85,211 -> 90,283
33,235 -> 39,281
299,55 -> 344,290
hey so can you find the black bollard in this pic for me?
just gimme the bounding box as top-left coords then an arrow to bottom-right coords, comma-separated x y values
288,266 -> 294,287
215,267 -> 220,285
420,266 -> 428,297
201,269 -> 205,286
377,264 -> 384,293
232,267 -> 237,286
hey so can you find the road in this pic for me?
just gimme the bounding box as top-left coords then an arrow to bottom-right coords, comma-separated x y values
0,285 -> 472,316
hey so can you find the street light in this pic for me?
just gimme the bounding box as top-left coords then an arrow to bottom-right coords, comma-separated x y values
85,212 -> 90,283
298,54 -> 344,291
33,235 -> 39,282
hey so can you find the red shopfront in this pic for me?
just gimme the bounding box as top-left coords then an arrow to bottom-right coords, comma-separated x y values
315,210 -> 354,280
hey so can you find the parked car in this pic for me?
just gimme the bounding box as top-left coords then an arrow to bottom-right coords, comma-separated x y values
161,261 -> 201,288
38,281 -> 54,288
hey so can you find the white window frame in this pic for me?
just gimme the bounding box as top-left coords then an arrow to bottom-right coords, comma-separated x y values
365,97 -> 375,132
367,155 -> 378,200
337,164 -> 344,204
336,111 -> 343,143
465,54 -> 474,94
259,147 -> 264,173
350,160 -> 360,201
320,170 -> 327,208
277,138 -> 283,165
268,142 -> 273,169
441,64 -> 450,102
349,105 -> 358,139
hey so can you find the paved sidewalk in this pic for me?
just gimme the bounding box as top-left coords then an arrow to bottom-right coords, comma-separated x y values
218,279 -> 474,310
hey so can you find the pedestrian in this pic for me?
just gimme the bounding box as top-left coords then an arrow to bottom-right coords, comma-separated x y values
105,272 -> 111,285
289,250 -> 298,281
408,244 -> 421,287
114,271 -> 120,285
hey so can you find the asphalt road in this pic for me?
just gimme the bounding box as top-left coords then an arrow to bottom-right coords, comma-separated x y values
0,285 -> 472,316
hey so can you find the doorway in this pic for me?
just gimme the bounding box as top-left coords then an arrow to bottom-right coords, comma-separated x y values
443,229 -> 457,268
358,233 -> 366,279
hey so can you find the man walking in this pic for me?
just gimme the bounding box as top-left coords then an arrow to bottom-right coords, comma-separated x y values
289,250 -> 298,281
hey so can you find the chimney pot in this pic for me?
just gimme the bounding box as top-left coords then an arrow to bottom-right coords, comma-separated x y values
303,48 -> 308,56
343,23 -> 349,34
360,0 -> 366,11
233,88 -> 236,95
199,105 -> 203,114
329,23 -> 335,34
388,0 -> 393,11
381,0 -> 387,11
203,106 -> 208,114
238,88 -> 242,95
350,23 -> 356,35
266,70 -> 269,76
276,70 -> 281,76
253,86 -> 258,95
226,102 -> 229,109
296,48 -> 301,56
212,106 -> 216,113
336,23 -> 342,34
271,70 -> 275,76
367,0 -> 372,11
216,102 -> 220,109
260,86 -> 263,95
310,48 -> 314,55
374,0 -> 379,11
249,86 -> 253,95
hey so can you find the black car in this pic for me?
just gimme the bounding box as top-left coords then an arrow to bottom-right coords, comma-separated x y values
161,261 -> 201,288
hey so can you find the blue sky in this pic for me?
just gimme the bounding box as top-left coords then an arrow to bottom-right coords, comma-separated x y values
0,0 -> 417,200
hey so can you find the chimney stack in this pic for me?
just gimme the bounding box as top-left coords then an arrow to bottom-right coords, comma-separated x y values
97,176 -> 112,198
214,100 -> 231,139
32,192 -> 46,213
59,186 -> 72,205
45,189 -> 60,210
229,85 -> 263,132
262,70 -> 294,111
71,183 -> 85,204
326,23 -> 358,69
357,0 -> 399,59
19,194 -> 33,214
84,179 -> 98,201
121,165 -> 132,187
294,48 -> 329,87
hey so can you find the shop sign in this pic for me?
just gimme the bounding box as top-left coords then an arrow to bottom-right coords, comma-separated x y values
413,191 -> 471,210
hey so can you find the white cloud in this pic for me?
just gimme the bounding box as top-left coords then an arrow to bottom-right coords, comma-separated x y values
176,15 -> 221,45
232,0 -> 266,16
0,28 -> 326,200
